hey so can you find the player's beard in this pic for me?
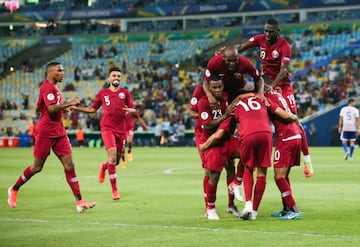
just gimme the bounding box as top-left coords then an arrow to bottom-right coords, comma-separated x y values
111,80 -> 120,88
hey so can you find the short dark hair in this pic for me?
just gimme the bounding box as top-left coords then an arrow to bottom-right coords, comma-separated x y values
348,98 -> 355,104
108,67 -> 121,75
45,61 -> 61,76
209,74 -> 223,82
46,61 -> 61,69
266,18 -> 279,26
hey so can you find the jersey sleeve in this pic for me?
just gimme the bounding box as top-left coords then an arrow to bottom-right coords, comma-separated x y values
198,98 -> 213,126
204,56 -> 220,82
91,91 -> 103,110
241,56 -> 261,80
247,34 -> 262,47
125,89 -> 136,109
41,83 -> 59,107
265,95 -> 279,113
190,86 -> 204,112
281,39 -> 292,64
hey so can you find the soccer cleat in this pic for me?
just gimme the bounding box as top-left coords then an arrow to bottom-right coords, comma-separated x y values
249,211 -> 257,221
76,200 -> 96,213
279,211 -> 302,220
7,187 -> 18,208
271,209 -> 289,217
112,190 -> 120,200
240,201 -> 253,220
98,163 -> 106,183
121,160 -> 126,169
344,152 -> 349,160
227,204 -> 241,217
228,181 -> 244,202
206,208 -> 219,220
127,152 -> 133,162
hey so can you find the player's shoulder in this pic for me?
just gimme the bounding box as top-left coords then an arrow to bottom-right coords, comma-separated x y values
192,85 -> 205,97
198,95 -> 209,103
238,55 -> 253,65
278,36 -> 291,46
249,33 -> 265,41
208,54 -> 223,64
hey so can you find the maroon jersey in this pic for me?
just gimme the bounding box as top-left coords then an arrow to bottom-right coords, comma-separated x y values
247,34 -> 291,86
190,85 -> 206,142
233,95 -> 272,138
265,90 -> 300,138
92,88 -> 135,134
35,80 -> 66,138
204,54 -> 260,101
197,93 -> 229,145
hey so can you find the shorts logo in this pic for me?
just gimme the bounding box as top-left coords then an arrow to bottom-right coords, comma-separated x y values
272,50 -> 279,59
190,97 -> 198,105
47,93 -> 55,101
201,112 -> 209,120
118,92 -> 125,99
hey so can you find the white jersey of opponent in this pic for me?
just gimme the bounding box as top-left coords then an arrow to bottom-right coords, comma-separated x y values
339,105 -> 359,131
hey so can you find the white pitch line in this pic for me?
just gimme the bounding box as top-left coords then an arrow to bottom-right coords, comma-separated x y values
163,168 -> 201,175
0,217 -> 358,240
82,168 -> 200,179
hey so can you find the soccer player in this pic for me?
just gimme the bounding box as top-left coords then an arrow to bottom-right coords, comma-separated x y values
232,93 -> 273,220
204,45 -> 264,106
197,75 -> 237,220
190,81 -> 240,218
71,67 -> 136,200
203,45 -> 264,201
120,112 -> 149,168
265,83 -> 304,220
234,18 -> 313,176
338,98 -> 360,160
7,62 -> 96,213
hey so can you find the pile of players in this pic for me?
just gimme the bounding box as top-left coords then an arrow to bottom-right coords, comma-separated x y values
190,18 -> 314,221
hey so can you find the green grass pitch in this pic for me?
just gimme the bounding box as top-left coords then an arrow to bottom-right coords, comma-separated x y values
0,146 -> 359,247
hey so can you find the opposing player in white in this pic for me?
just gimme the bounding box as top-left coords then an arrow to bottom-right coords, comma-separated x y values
338,98 -> 360,160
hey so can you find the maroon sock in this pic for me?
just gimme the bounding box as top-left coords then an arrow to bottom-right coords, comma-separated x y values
253,176 -> 266,211
107,163 -> 117,191
203,175 -> 209,206
65,168 -> 81,200
205,181 -> 217,209
13,166 -> 35,190
243,168 -> 254,201
227,176 -> 234,206
235,160 -> 244,184
275,177 -> 296,209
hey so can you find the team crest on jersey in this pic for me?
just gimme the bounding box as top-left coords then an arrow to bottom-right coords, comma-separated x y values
118,92 -> 125,99
201,112 -> 209,120
249,37 -> 255,42
205,69 -> 211,78
190,97 -> 198,105
47,93 -> 55,101
272,50 -> 279,59
233,72 -> 242,79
